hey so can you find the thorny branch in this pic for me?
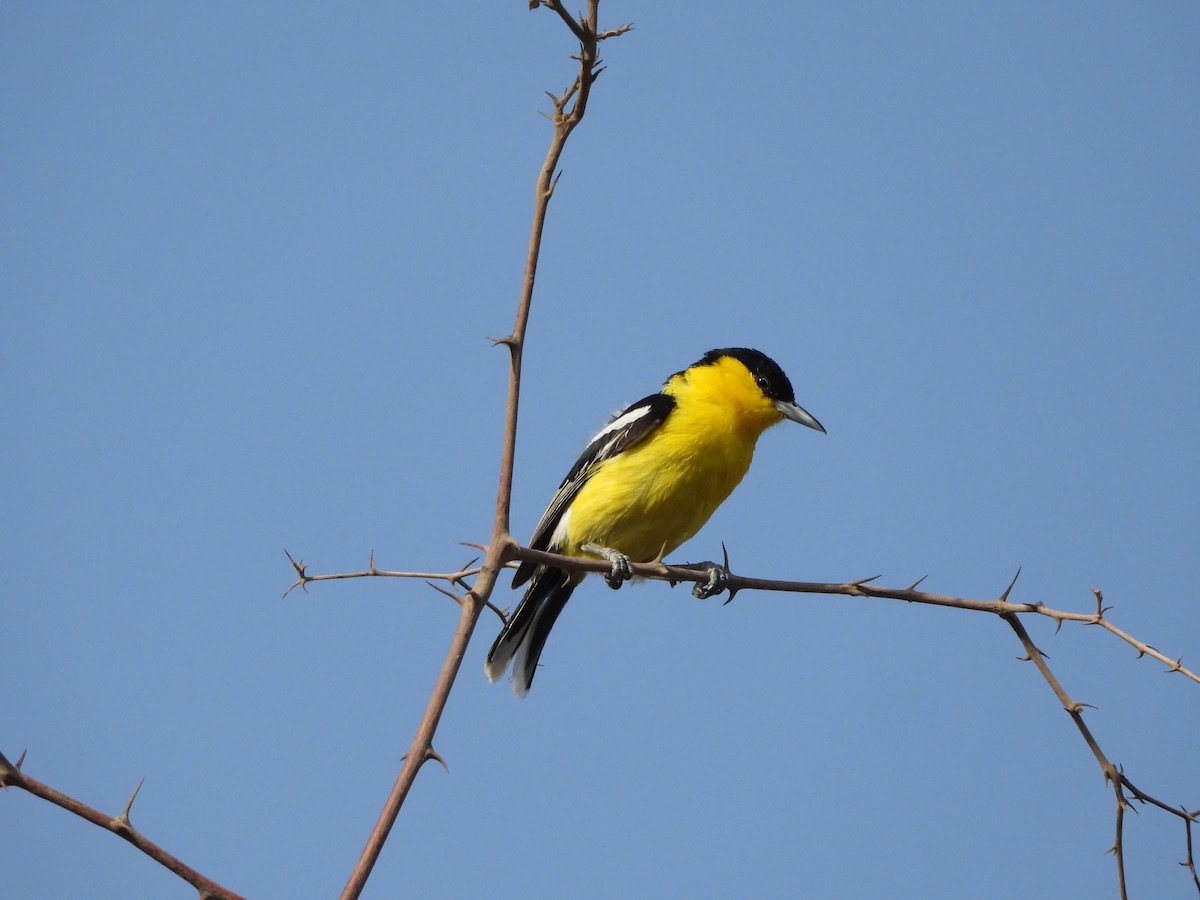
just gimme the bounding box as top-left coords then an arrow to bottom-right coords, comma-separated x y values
0,750 -> 246,900
299,545 -> 1198,897
300,547 -> 1199,685
3,5 -> 632,898
336,4 -> 630,899
1002,612 -> 1198,899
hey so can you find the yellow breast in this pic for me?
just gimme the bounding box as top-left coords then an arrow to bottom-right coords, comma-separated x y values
563,355 -> 785,563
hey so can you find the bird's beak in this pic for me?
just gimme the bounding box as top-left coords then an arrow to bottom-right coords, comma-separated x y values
774,399 -> 826,433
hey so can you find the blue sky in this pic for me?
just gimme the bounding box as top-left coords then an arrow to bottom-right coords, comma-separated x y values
4,3 -> 1198,898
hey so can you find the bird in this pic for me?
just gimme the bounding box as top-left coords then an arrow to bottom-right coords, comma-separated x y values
485,347 -> 825,696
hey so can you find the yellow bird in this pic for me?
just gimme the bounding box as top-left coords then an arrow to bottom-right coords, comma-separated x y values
486,347 -> 825,695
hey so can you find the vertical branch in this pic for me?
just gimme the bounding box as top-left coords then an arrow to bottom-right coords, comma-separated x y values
338,5 -> 620,898
492,0 -> 602,540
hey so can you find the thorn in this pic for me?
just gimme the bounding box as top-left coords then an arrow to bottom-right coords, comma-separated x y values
284,548 -> 304,575
113,778 -> 145,833
999,566 -> 1022,602
426,582 -> 464,607
848,576 -> 881,593
0,749 -> 27,789
426,747 -> 450,774
460,541 -> 488,552
402,747 -> 450,774
1053,617 -> 1064,635
905,575 -> 928,591
283,549 -> 310,598
710,542 -> 742,603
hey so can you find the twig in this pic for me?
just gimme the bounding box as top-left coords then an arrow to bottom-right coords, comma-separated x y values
283,549 -> 483,598
0,751 -> 246,900
1001,611 -> 1196,898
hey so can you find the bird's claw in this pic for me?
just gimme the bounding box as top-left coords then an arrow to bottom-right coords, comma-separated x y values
692,563 -> 729,599
605,558 -> 631,589
582,543 -> 633,590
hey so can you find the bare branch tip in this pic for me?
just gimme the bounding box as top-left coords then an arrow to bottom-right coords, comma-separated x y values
598,23 -> 635,40
284,549 -> 306,577
0,749 -> 25,788
282,578 -> 309,599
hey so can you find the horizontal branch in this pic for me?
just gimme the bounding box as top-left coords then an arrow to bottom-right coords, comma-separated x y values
509,547 -> 1200,684
284,543 -> 1200,687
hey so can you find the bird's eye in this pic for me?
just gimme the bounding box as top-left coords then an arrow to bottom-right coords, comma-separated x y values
756,375 -> 770,392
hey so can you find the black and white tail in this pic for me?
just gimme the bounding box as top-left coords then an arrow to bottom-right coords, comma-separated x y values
485,566 -> 579,696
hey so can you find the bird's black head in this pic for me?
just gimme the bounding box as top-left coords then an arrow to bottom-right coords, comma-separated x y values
697,347 -> 797,403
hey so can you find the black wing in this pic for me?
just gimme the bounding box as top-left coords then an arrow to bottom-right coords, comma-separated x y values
512,391 -> 676,587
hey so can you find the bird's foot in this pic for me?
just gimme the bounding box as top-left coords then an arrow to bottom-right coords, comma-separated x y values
581,543 -> 633,590
692,562 -> 729,599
